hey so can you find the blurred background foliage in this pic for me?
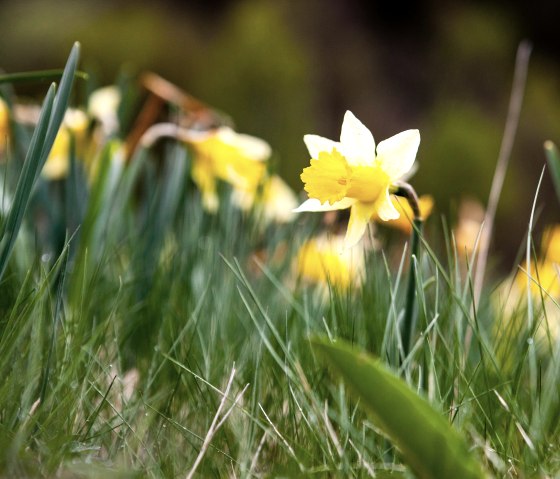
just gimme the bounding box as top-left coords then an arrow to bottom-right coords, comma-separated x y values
1,0 -> 560,267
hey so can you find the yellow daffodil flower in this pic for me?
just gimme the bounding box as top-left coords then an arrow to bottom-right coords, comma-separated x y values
185,127 -> 270,212
297,235 -> 364,289
42,109 -> 89,180
138,123 -> 271,212
375,194 -> 433,234
0,98 -> 9,154
294,111 -> 420,248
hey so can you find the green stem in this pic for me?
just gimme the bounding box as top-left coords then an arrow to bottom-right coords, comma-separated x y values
392,182 -> 422,359
402,218 -> 422,357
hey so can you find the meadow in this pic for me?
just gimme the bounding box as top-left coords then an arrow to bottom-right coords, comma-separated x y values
0,43 -> 559,478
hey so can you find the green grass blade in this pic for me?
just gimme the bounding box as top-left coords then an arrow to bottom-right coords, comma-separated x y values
544,140 -> 560,204
311,336 -> 487,479
38,239 -> 71,405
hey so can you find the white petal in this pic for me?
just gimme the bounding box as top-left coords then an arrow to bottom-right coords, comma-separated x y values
63,109 -> 88,130
376,129 -> 420,180
303,134 -> 340,159
293,197 -> 355,213
88,86 -> 121,119
217,127 -> 271,161
344,202 -> 377,249
88,86 -> 121,134
262,176 -> 299,223
376,190 -> 400,221
339,111 -> 376,166
399,162 -> 418,182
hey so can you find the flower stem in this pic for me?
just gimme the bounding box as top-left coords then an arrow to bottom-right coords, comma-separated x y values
392,182 -> 422,359
401,218 -> 422,357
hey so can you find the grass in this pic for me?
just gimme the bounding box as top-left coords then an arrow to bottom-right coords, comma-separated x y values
0,45 -> 559,478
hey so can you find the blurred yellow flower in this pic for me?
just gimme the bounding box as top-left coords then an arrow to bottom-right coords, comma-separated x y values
297,235 -> 364,289
541,224 -> 560,264
516,260 -> 560,299
42,109 -> 89,180
515,225 -> 560,300
496,225 -> 560,348
0,98 -> 8,153
376,194 -> 433,234
496,260 -> 560,348
185,127 -> 270,212
294,111 -> 420,249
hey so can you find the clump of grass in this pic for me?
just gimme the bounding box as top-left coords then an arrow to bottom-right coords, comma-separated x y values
0,44 -> 559,478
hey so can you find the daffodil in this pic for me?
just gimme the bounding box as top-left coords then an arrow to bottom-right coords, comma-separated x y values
495,225 -> 560,349
294,111 -> 420,248
42,109 -> 89,180
138,123 -> 271,212
376,194 -> 433,234
184,127 -> 269,212
296,235 -> 364,289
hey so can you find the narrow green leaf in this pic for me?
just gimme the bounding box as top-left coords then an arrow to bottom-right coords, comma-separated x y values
0,42 -> 81,280
0,84 -> 56,279
37,42 -> 81,176
544,140 -> 560,205
0,68 -> 87,85
311,336 -> 487,479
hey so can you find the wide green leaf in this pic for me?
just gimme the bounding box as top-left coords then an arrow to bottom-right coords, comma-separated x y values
311,336 -> 487,479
